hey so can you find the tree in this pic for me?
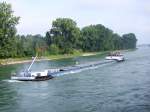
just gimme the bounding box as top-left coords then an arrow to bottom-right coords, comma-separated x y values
0,2 -> 19,58
46,18 -> 81,54
49,44 -> 59,55
32,34 -> 48,56
16,34 -> 48,57
81,24 -> 114,51
0,3 -> 138,58
112,33 -> 123,50
122,33 -> 137,49
81,25 -> 99,51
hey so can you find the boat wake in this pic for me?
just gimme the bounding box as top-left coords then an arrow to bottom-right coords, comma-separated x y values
53,64 -> 106,77
3,79 -> 22,83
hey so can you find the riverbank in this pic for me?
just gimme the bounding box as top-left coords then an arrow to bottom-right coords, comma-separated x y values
0,49 -> 134,66
0,52 -> 102,66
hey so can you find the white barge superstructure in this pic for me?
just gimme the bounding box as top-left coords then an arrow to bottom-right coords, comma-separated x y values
11,56 -> 54,81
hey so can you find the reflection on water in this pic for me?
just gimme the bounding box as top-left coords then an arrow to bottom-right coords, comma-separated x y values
0,46 -> 150,112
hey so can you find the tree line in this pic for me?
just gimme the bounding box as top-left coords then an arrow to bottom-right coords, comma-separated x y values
0,2 -> 137,58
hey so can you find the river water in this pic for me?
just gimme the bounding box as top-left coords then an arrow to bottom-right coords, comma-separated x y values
0,46 -> 150,112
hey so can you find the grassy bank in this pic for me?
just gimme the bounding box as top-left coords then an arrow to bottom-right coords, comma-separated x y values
0,49 -> 132,66
0,52 -> 103,66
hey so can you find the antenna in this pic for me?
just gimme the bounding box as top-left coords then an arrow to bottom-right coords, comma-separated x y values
27,56 -> 37,72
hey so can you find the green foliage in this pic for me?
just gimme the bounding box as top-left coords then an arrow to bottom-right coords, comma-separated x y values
45,19 -> 137,55
0,2 -> 137,58
80,25 -> 137,52
46,18 -> 81,54
81,24 -> 119,51
15,34 -> 48,57
49,44 -> 59,55
72,49 -> 82,55
0,2 -> 19,58
122,33 -> 137,49
112,34 -> 123,50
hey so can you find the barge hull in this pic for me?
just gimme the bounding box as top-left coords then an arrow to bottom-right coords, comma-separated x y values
11,75 -> 53,81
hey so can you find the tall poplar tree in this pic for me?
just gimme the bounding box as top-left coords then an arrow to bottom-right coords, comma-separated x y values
0,2 -> 19,58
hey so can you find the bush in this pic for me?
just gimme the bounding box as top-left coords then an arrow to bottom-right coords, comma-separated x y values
49,44 -> 59,55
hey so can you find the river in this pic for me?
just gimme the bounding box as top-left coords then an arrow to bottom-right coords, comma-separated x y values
0,46 -> 150,112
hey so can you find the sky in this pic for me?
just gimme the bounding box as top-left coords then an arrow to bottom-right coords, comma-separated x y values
2,0 -> 150,44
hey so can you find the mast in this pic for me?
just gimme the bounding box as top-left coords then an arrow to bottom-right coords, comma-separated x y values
27,56 -> 37,72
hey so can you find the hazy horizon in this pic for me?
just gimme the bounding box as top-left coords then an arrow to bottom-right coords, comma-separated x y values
4,0 -> 150,44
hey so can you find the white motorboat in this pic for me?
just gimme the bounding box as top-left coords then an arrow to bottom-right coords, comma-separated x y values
105,52 -> 125,61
